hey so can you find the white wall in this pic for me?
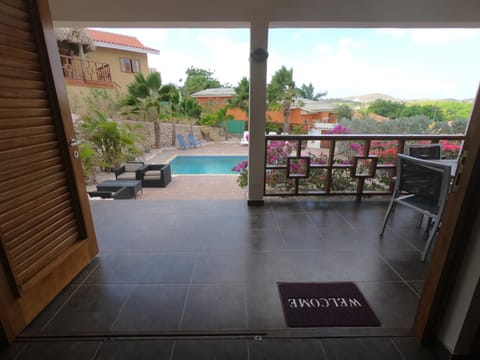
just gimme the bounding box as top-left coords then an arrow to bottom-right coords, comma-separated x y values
49,0 -> 480,27
437,210 -> 480,354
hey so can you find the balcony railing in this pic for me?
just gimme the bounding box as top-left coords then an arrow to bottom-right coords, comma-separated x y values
264,134 -> 465,201
60,55 -> 113,88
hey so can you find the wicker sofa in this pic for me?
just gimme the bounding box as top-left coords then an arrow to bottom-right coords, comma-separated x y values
136,164 -> 172,187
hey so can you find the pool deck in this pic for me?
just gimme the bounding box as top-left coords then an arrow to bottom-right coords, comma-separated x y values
89,141 -> 250,200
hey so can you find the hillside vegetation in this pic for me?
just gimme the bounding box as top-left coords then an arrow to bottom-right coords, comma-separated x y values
406,99 -> 473,120
364,98 -> 473,121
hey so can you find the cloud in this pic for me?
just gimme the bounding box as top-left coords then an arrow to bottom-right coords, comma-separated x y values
194,31 -> 250,86
339,37 -> 368,50
284,35 -> 465,99
409,29 -> 480,45
376,28 -> 406,38
146,29 -> 249,87
100,28 -> 479,99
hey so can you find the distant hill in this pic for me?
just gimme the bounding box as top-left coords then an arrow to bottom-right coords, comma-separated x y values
341,93 -> 401,103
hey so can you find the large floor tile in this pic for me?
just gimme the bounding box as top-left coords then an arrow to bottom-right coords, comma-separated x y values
322,338 -> 403,360
246,281 -> 286,329
10,341 -> 100,360
22,285 -> 79,335
44,285 -> 134,333
85,253 -> 195,284
292,251 -> 401,282
112,284 -> 189,330
381,249 -> 430,281
0,342 -> 26,360
391,337 -> 438,360
356,281 -> 420,328
180,284 -> 247,330
94,340 -> 174,360
249,338 -> 326,360
172,339 -> 248,360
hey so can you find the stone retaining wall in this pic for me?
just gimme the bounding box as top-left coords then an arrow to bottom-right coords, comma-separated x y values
120,120 -> 223,148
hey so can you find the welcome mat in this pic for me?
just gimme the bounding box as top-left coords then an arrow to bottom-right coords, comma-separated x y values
277,282 -> 380,327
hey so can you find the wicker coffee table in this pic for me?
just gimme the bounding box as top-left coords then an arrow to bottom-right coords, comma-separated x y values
96,180 -> 142,199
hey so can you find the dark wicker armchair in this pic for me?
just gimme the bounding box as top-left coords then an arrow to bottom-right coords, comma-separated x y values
114,161 -> 144,180
136,164 -> 172,187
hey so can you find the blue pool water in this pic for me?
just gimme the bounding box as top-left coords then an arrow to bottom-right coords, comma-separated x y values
169,155 -> 247,174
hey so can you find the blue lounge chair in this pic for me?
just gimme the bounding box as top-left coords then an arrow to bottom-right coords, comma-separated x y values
188,133 -> 203,148
177,134 -> 187,149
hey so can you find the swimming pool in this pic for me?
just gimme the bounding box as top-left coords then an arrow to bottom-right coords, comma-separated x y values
169,155 -> 248,175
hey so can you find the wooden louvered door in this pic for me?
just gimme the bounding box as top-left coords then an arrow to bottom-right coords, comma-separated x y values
0,0 -> 98,342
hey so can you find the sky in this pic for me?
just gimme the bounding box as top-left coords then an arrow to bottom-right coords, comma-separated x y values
97,27 -> 480,100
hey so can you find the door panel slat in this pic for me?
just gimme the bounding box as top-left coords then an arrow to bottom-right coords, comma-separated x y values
9,216 -> 76,260
0,77 -> 45,90
0,125 -> 54,140
0,132 -> 57,151
0,141 -> 58,162
0,98 -> 49,109
0,186 -> 69,224
0,67 -> 43,81
1,0 -> 27,11
0,2 -> 28,20
0,177 -> 67,212
2,197 -> 71,237
0,45 -> 37,61
0,88 -> 46,99
17,231 -> 79,285
0,163 -> 64,189
1,157 -> 61,181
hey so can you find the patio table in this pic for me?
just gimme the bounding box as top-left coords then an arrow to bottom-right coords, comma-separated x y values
96,180 -> 142,199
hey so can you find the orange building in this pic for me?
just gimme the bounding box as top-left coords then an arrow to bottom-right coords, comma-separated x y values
191,88 -> 236,111
192,87 -> 338,132
226,98 -> 338,131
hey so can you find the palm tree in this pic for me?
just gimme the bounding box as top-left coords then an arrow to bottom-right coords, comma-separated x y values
78,111 -> 142,170
267,66 -> 296,133
124,72 -> 180,148
298,83 -> 327,100
228,77 -> 250,113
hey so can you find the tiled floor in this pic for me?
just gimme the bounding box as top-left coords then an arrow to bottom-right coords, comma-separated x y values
1,337 -> 438,359
1,198 -> 439,359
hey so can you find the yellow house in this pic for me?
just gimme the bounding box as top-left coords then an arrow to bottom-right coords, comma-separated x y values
58,28 -> 159,114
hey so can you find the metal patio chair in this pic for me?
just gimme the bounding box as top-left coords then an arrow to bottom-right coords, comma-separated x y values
380,154 -> 452,261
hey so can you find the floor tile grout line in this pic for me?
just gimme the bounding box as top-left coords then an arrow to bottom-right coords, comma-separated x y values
169,340 -> 176,360
89,342 -> 103,360
177,262 -> 196,330
271,208 -> 288,248
40,285 -> 82,331
109,285 -> 136,331
390,338 -> 407,360
377,253 -> 420,297
244,282 -> 249,330
319,338 -> 329,360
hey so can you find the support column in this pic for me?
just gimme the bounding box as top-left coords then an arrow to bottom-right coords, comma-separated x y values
247,20 -> 268,205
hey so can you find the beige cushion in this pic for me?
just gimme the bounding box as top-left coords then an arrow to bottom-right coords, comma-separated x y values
124,163 -> 142,172
117,172 -> 136,180
143,170 -> 162,179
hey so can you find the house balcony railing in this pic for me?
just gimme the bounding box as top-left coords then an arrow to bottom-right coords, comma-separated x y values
264,133 -> 465,201
59,55 -> 114,88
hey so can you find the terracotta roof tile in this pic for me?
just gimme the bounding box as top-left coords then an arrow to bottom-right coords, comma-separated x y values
86,29 -> 159,53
